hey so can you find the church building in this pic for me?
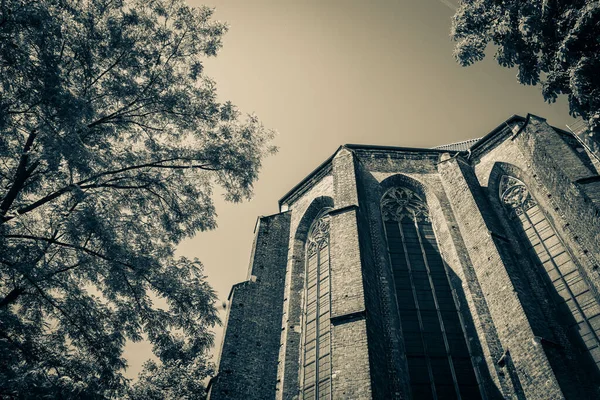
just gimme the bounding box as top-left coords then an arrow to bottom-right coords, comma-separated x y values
207,114 -> 600,399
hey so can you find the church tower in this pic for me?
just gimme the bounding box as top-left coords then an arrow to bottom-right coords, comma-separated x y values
208,114 -> 600,399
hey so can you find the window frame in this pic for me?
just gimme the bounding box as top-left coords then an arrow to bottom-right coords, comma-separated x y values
381,186 -> 482,400
301,211 -> 333,400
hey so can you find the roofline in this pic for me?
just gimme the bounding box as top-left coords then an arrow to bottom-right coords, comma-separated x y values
277,114 -> 563,209
227,281 -> 247,301
277,145 -> 342,208
277,144 -> 463,208
252,210 -> 290,234
433,137 -> 481,150
343,144 -> 462,153
468,114 -> 526,153
206,374 -> 218,393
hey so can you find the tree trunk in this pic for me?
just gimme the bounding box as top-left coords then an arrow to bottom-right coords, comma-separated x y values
0,130 -> 38,223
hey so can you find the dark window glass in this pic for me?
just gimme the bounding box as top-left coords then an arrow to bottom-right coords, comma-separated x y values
499,175 -> 600,372
381,187 -> 482,399
302,214 -> 332,399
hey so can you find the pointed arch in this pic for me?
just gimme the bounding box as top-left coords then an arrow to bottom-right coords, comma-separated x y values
294,196 -> 334,243
380,182 -> 482,399
289,197 -> 334,400
495,172 -> 600,373
301,209 -> 333,399
281,196 -> 334,399
379,173 -> 428,201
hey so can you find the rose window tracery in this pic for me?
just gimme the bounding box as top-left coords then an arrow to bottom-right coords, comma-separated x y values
499,175 -> 536,216
498,174 -> 600,373
302,212 -> 332,399
381,187 -> 429,222
380,185 -> 482,398
307,215 -> 330,258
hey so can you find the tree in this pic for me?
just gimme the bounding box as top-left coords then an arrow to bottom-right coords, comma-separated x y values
128,338 -> 212,400
451,1 -> 600,138
0,0 -> 275,397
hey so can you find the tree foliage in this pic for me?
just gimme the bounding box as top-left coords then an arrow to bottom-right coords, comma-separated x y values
451,1 -> 600,134
0,0 -> 275,397
128,338 -> 212,400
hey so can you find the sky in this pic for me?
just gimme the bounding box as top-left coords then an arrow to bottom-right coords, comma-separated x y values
124,0 -> 578,377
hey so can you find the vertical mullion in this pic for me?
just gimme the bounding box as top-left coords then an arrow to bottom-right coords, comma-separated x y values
304,216 -> 332,400
432,231 -> 486,399
414,219 -> 462,400
304,251 -> 317,397
314,247 -> 321,400
325,239 -> 332,399
399,217 -> 438,400
521,207 -> 600,359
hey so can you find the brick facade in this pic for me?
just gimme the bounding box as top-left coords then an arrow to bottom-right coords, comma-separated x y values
210,114 -> 600,399
208,212 -> 290,400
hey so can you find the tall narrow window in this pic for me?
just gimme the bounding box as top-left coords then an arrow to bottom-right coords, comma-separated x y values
499,175 -> 600,371
382,187 -> 481,400
302,214 -> 332,400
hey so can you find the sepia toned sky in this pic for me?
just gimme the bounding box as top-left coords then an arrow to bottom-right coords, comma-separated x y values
125,0 -> 577,377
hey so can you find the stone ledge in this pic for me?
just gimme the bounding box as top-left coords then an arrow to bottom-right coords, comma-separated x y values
331,309 -> 367,325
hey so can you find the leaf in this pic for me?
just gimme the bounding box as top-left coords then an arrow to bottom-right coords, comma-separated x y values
0,0 -> 275,397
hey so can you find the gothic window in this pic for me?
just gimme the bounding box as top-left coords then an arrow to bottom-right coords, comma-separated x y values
499,175 -> 600,371
302,213 -> 332,400
381,187 -> 481,400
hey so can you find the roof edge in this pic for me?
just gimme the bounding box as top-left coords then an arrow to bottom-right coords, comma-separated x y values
276,114 -> 561,209
344,144 -> 463,153
278,145 -> 343,208
468,114 -> 526,153
277,144 -> 467,208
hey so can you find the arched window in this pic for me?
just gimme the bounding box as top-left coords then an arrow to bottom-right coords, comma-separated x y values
381,187 -> 481,400
302,213 -> 332,399
499,175 -> 600,371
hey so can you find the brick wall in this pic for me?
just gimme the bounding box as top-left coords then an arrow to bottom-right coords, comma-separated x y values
209,212 -> 290,400
328,149 -> 373,399
513,116 -> 600,294
355,156 -> 406,399
277,176 -> 334,400
438,155 -> 564,399
421,168 -> 509,400
212,114 -> 600,399
470,115 -> 600,398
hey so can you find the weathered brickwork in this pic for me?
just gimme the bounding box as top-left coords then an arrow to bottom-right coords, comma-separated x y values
438,155 -> 564,399
209,212 -> 291,400
331,318 -> 372,399
212,114 -> 600,399
423,180 -> 509,399
355,158 -> 404,399
328,149 -> 373,399
470,117 -> 600,398
278,175 -> 334,400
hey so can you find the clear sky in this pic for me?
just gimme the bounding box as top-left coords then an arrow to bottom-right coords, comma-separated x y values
125,0 -> 577,377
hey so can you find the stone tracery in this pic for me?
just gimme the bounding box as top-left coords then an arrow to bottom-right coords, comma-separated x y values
380,185 -> 482,399
498,174 -> 600,373
302,211 -> 333,399
381,186 -> 429,222
499,175 -> 536,216
307,215 -> 330,258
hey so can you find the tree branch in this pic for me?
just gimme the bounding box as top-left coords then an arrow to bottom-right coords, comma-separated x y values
0,129 -> 38,219
4,234 -> 136,270
1,159 -> 221,224
85,48 -> 130,93
42,261 -> 84,282
1,185 -> 74,224
86,28 -> 188,129
25,276 -> 106,354
0,287 -> 25,308
3,234 -> 186,313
